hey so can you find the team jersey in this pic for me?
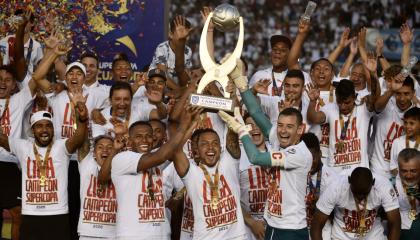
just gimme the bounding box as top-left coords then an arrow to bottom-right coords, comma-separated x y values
181,152 -> 246,240
371,99 -> 412,178
9,138 -> 71,215
394,177 -> 420,230
249,67 -> 311,97
389,135 -> 420,171
264,141 -> 312,230
78,153 -> 117,238
111,151 -> 170,239
91,103 -> 154,138
321,102 -> 373,174
0,85 -> 33,163
239,145 -> 269,240
316,174 -> 399,240
83,82 -> 110,109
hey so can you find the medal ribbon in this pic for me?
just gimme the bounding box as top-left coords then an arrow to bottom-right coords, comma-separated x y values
306,166 -> 322,225
0,97 -> 10,132
145,168 -> 155,200
354,197 -> 368,236
403,184 -> 418,219
318,86 -> 334,107
271,70 -> 282,96
111,107 -> 131,130
33,142 -> 53,185
405,135 -> 420,149
199,162 -> 220,207
339,108 -> 354,141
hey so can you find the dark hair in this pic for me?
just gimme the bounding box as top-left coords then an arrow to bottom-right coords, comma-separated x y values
196,128 -> 220,143
191,128 -> 207,142
270,35 -> 292,49
301,132 -> 320,152
93,135 -> 114,147
0,65 -> 17,80
80,52 -> 99,65
349,167 -> 374,186
383,65 -> 403,81
285,69 -> 305,84
170,17 -> 191,33
109,81 -> 133,99
401,76 -> 415,91
310,58 -> 334,72
398,148 -> 420,165
335,79 -> 356,100
279,108 -> 303,125
112,53 -> 131,70
129,121 -> 153,135
404,107 -> 420,122
149,119 -> 167,131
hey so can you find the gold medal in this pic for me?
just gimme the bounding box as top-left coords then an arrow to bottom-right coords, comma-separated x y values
270,181 -> 277,193
211,198 -> 219,210
39,175 -> 46,186
318,98 -> 325,107
409,209 -> 417,220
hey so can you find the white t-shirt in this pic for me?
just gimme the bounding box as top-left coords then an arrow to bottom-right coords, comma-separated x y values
371,99 -> 410,178
249,67 -> 311,97
239,145 -> 269,240
322,103 -> 373,174
263,141 -> 313,230
83,82 -> 110,109
91,103 -> 154,138
181,152 -> 246,240
389,135 -> 420,171
0,86 -> 33,163
395,177 -> 420,230
0,35 -> 43,75
9,139 -> 71,215
316,174 -> 399,240
111,151 -> 170,239
78,153 -> 117,238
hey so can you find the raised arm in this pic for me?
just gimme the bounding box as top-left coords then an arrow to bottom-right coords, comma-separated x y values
363,53 -> 380,112
65,90 -> 89,154
287,19 -> 311,70
339,38 -> 357,77
328,27 -> 353,64
374,73 -> 405,112
172,15 -> 193,87
201,7 -> 215,61
306,83 -> 326,124
399,21 -> 413,67
13,10 -> 32,82
375,37 -> 390,71
357,27 -> 368,64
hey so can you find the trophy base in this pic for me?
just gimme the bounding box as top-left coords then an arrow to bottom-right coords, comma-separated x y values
190,94 -> 234,112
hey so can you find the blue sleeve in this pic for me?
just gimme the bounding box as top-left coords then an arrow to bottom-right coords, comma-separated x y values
241,135 -> 272,166
240,89 -> 272,138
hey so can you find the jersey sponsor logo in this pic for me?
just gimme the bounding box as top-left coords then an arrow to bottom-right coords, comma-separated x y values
25,157 -> 59,204
287,148 -> 296,154
82,174 -> 117,225
333,118 -> 362,167
383,122 -> 403,161
342,208 -> 377,234
181,194 -> 194,233
202,174 -> 238,229
246,166 -> 269,215
137,168 -> 165,223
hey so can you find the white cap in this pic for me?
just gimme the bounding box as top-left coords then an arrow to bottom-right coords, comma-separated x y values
65,62 -> 86,76
30,111 -> 53,127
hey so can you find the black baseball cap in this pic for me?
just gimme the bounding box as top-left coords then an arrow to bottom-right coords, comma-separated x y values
148,68 -> 167,81
270,35 -> 292,49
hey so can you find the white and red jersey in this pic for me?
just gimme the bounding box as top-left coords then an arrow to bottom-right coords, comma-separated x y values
78,153 -> 117,238
111,151 -> 170,239
0,86 -> 33,163
389,135 -> 420,171
394,177 -> 420,230
263,141 -> 312,230
321,103 -> 373,174
371,99 -> 412,178
9,139 -> 71,215
239,145 -> 269,240
181,152 -> 246,240
316,174 -> 399,240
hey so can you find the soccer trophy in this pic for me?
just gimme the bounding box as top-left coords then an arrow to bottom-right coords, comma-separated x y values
190,3 -> 244,112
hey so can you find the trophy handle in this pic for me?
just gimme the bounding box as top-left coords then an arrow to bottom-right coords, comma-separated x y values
196,74 -> 231,99
218,17 -> 244,76
199,12 -> 217,71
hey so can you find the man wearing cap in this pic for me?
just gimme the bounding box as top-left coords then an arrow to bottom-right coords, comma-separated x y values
249,35 -> 310,97
0,94 -> 88,239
